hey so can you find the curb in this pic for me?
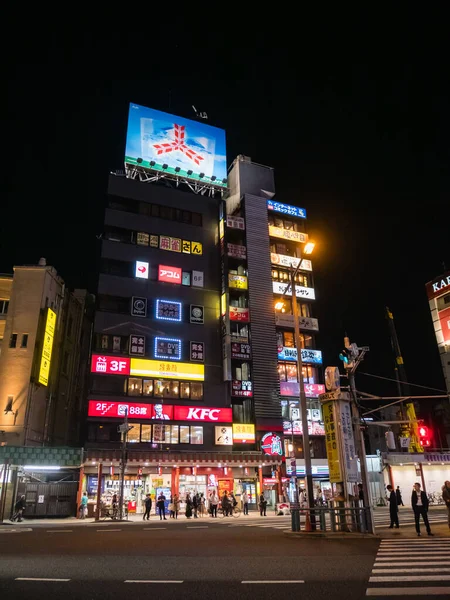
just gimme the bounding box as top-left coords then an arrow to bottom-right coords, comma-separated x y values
284,531 -> 378,539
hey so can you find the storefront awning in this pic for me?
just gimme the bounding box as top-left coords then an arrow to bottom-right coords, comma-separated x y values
84,448 -> 283,467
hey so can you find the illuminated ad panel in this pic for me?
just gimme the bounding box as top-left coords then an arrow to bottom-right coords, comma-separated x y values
158,265 -> 182,284
88,400 -> 173,420
155,299 -> 182,322
277,347 -> 323,364
267,200 -> 306,219
91,355 -> 131,375
130,358 -> 204,381
135,261 -> 149,279
154,337 -> 182,360
38,308 -> 57,386
125,103 -> 227,187
232,423 -> 256,443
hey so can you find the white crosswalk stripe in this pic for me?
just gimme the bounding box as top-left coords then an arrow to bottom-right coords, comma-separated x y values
366,539 -> 450,596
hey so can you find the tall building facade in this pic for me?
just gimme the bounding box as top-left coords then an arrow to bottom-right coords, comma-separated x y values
426,269 -> 450,447
223,155 -> 328,500
0,261 -> 93,447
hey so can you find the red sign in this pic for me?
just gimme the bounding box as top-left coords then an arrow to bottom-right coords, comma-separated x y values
88,400 -> 174,419
263,478 -> 278,485
91,355 -> 130,375
304,383 -> 326,398
439,306 -> 450,344
261,432 -> 283,456
229,307 -> 250,322
173,406 -> 232,422
426,272 -> 450,299
158,265 -> 182,284
280,382 -> 325,398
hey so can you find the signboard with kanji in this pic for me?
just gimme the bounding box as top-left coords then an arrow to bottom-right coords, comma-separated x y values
129,335 -> 146,356
323,400 -> 342,483
231,342 -> 251,360
190,341 -> 204,362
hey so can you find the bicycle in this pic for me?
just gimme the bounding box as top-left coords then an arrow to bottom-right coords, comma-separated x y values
218,504 -> 241,518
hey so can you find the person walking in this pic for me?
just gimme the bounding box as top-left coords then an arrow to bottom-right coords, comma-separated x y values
442,480 -> 450,529
143,493 -> 152,520
173,494 -> 180,519
396,486 -> 404,506
193,492 -> 199,518
230,492 -> 237,515
185,493 -> 193,519
11,494 -> 26,522
222,492 -> 231,517
157,491 -> 167,521
242,491 -> 249,515
199,493 -> 205,517
259,492 -> 267,516
386,485 -> 399,528
209,492 -> 218,518
80,492 -> 88,519
411,482 -> 433,536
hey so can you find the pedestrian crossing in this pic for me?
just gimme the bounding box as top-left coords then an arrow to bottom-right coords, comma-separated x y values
372,511 -> 448,528
366,538 -> 450,596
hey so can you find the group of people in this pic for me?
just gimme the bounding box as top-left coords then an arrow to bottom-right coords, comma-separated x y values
387,480 -> 450,536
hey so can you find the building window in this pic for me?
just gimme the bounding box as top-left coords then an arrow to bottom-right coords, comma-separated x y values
128,425 -> 141,443
164,425 -> 179,444
128,378 -> 143,396
143,380 -> 153,396
0,300 -> 9,314
9,333 -> 17,348
20,334 -> 29,348
141,424 -> 152,442
179,425 -> 190,443
97,295 -> 130,315
180,382 -> 190,399
191,426 -> 203,445
154,380 -> 179,399
190,383 -> 203,401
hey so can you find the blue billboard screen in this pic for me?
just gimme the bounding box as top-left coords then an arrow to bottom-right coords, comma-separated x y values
267,200 -> 307,219
125,103 -> 227,187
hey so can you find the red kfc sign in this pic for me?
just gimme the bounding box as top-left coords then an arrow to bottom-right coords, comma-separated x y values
173,406 -> 232,422
158,265 -> 182,284
88,400 -> 173,420
91,355 -> 130,375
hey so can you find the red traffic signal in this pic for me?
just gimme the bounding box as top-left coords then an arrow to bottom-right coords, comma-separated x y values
418,425 -> 431,447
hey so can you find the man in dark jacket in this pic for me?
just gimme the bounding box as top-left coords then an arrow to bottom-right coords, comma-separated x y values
11,495 -> 26,522
442,480 -> 450,529
386,485 -> 399,528
411,482 -> 433,536
143,494 -> 152,521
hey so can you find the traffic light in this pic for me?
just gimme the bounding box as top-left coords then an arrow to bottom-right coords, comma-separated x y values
418,425 -> 431,448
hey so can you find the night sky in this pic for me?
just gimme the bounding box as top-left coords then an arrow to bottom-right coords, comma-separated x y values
4,20 -> 449,415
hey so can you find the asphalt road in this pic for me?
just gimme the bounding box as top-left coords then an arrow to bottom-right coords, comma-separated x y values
0,517 -> 378,600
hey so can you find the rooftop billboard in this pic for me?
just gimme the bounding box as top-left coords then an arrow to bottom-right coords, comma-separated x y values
125,103 -> 227,188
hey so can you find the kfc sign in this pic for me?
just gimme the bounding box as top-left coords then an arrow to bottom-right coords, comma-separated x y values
91,355 -> 130,375
173,406 -> 232,422
87,400 -> 173,420
158,265 -> 182,284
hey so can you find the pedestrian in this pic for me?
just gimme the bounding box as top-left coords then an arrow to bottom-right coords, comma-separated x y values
11,494 -> 26,522
442,480 -> 450,529
143,493 -> 152,521
242,491 -> 249,515
209,492 -> 218,518
185,493 -> 193,518
259,492 -> 267,516
222,492 -> 231,517
199,493 -> 205,517
411,482 -> 433,536
396,486 -> 404,507
80,491 -> 88,519
230,491 -> 237,515
157,491 -> 167,521
358,483 -> 364,504
193,492 -> 199,518
173,494 -> 180,519
299,488 -> 307,508
386,485 -> 399,528
168,495 -> 174,518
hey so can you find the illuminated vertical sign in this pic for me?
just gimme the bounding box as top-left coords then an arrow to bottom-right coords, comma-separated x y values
38,308 -> 57,386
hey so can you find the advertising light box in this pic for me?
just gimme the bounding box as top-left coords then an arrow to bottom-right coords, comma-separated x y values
130,358 -> 204,381
135,261 -> 149,279
277,347 -> 323,364
88,401 -> 173,420
125,103 -> 227,188
272,281 -> 315,300
91,355 -> 131,375
267,200 -> 306,219
158,265 -> 182,284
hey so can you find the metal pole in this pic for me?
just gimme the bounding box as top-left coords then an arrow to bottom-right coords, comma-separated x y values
0,460 -> 10,524
95,462 -> 103,521
118,408 -> 129,521
348,371 -> 374,534
291,270 -> 315,528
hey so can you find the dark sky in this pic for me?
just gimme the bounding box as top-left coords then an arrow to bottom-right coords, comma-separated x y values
4,18 -> 449,407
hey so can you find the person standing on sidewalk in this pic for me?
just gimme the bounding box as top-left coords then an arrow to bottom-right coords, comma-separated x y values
209,492 -> 218,518
396,486 -> 404,506
259,492 -> 267,516
80,492 -> 88,519
386,485 -> 399,528
442,480 -> 450,529
157,492 -> 167,520
143,494 -> 152,520
242,491 -> 249,515
11,494 -> 26,522
411,482 -> 433,536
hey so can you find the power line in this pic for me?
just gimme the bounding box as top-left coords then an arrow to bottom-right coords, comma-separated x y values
357,371 -> 448,394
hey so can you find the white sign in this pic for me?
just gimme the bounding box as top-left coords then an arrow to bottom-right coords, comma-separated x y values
400,437 -> 411,448
131,296 -> 147,318
135,260 -> 149,279
38,495 -> 45,504
192,270 -> 204,288
270,253 -> 312,271
340,401 -> 358,483
227,216 -> 245,230
215,426 -> 233,445
272,281 -> 315,299
275,314 -> 319,331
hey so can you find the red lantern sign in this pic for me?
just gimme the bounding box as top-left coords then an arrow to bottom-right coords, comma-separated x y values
261,433 -> 283,456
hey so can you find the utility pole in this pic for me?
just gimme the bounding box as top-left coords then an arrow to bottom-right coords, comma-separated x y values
341,339 -> 374,534
118,408 -> 133,521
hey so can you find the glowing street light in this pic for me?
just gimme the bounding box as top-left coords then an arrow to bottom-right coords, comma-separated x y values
303,241 -> 315,255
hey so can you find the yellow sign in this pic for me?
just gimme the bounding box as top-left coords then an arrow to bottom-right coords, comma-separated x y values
221,293 -> 227,317
268,225 -> 308,244
232,423 -> 255,443
405,402 -> 423,453
323,400 -> 342,482
130,358 -> 204,381
38,308 -> 57,386
191,241 -> 203,255
219,219 -> 224,239
228,274 -> 248,290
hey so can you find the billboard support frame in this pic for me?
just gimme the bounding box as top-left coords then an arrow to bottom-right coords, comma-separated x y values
125,164 -> 225,197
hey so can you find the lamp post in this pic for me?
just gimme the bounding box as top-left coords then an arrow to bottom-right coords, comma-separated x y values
280,242 -> 316,528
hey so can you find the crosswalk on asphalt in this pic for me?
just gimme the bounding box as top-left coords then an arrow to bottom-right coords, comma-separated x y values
366,538 -> 450,597
372,512 -> 448,527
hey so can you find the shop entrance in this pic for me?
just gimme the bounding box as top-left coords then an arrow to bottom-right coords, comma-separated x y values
179,474 -> 207,499
240,480 -> 257,508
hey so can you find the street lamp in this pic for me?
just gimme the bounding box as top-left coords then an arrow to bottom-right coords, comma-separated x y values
280,242 -> 316,528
